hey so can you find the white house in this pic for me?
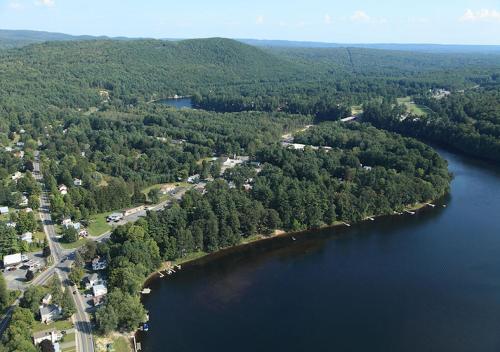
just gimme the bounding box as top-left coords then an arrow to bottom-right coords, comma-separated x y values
4,146 -> 13,152
6,221 -> 16,228
92,284 -> 108,306
42,293 -> 52,305
58,185 -> 68,195
0,206 -> 9,215
85,273 -> 100,289
11,171 -> 23,181
32,328 -> 62,345
21,232 -> 33,243
73,178 -> 83,186
61,218 -> 73,227
19,195 -> 28,207
40,304 -> 62,324
3,253 -> 22,266
187,174 -> 200,184
16,141 -> 25,148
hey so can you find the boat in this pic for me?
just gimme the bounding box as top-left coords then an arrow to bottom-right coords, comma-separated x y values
141,323 -> 149,332
292,236 -> 296,241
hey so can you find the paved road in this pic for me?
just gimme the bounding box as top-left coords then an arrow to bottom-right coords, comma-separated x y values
34,152 -> 95,352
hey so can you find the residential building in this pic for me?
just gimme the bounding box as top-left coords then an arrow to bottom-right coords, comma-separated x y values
3,253 -> 22,267
21,232 -> 33,243
40,304 -> 62,324
0,206 -> 9,215
32,328 -> 62,345
73,178 -> 83,186
58,185 -> 68,195
19,195 -> 28,207
85,273 -> 99,289
11,171 -> 23,181
187,174 -> 200,183
6,221 -> 16,228
92,257 -> 107,271
42,293 -> 52,305
92,284 -> 108,306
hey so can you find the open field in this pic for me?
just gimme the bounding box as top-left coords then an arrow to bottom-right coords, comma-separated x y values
88,212 -> 113,236
397,96 -> 432,116
32,319 -> 73,332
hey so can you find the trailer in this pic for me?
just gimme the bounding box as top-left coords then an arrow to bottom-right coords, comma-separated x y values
3,253 -> 22,267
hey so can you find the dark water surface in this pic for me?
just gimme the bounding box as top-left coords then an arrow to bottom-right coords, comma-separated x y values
159,98 -> 192,109
139,149 -> 500,352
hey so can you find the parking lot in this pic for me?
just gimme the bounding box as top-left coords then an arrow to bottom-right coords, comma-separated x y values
1,252 -> 46,291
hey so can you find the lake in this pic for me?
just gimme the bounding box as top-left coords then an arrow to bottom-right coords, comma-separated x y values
138,149 -> 500,352
158,98 -> 193,109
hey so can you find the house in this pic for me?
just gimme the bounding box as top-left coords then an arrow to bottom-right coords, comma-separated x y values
92,284 -> 108,306
15,150 -> 24,159
58,185 -> 68,195
21,232 -> 33,243
32,328 -> 62,345
19,195 -> 28,207
92,257 -> 107,271
61,218 -> 73,227
187,174 -> 200,184
11,171 -> 23,181
363,166 -> 373,171
25,207 -> 33,213
0,206 -> 9,215
19,129 -> 26,134
243,183 -> 253,191
16,142 -> 24,148
4,146 -> 13,152
220,155 -> 249,168
78,229 -> 88,238
40,304 -> 62,324
73,178 -> 83,186
42,293 -> 52,305
85,273 -> 99,289
6,221 -> 16,228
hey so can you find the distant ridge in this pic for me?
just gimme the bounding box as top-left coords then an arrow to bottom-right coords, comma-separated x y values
239,39 -> 500,54
1,29 -> 499,54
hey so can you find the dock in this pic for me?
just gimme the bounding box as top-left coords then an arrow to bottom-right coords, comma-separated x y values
141,288 -> 151,294
366,217 -> 375,221
157,271 -> 164,278
426,203 -> 436,208
343,222 -> 351,227
405,210 -> 416,215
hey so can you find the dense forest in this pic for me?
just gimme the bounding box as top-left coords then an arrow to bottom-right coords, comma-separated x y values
363,88 -> 500,162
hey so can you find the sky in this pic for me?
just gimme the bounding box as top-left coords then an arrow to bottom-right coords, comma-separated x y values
0,0 -> 499,44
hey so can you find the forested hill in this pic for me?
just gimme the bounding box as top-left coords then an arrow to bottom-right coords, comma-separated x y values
0,29 -> 104,49
0,38 -> 305,109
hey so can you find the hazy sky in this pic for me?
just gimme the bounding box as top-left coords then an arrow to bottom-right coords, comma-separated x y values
0,0 -> 499,44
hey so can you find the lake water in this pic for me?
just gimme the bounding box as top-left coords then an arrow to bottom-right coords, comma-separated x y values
159,98 -> 193,109
139,149 -> 500,352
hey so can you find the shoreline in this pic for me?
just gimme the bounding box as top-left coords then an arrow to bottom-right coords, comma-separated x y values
143,199 -> 443,284
133,197 -> 446,348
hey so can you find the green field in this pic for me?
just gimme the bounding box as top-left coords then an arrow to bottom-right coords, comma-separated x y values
59,238 -> 89,249
351,105 -> 364,115
32,319 -> 73,332
112,336 -> 132,352
397,97 -> 432,116
88,212 -> 113,237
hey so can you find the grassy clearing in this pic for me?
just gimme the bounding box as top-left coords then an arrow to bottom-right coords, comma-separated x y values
88,212 -> 112,237
397,96 -> 431,116
112,336 -> 132,352
351,105 -> 364,115
59,238 -> 89,250
32,319 -> 73,332
172,251 -> 207,266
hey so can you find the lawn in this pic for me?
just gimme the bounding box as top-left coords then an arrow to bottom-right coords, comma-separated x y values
397,96 -> 432,116
112,336 -> 132,352
351,105 -> 364,115
88,212 -> 113,237
32,319 -> 73,332
59,238 -> 89,250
